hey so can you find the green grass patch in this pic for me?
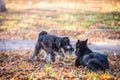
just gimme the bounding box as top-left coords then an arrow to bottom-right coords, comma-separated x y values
56,11 -> 120,29
0,8 -> 120,30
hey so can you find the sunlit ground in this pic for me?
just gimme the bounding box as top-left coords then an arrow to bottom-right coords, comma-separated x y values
0,0 -> 120,80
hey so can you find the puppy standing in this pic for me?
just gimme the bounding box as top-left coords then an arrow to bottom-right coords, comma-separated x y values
31,31 -> 74,63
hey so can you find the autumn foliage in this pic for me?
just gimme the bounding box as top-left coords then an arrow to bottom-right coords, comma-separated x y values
0,51 -> 120,80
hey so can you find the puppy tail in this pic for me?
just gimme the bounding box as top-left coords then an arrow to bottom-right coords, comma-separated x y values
87,58 -> 105,71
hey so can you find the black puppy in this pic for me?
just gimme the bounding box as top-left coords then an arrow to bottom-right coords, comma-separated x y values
75,39 -> 109,71
31,31 -> 74,63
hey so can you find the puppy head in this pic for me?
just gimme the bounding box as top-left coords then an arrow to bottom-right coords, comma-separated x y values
39,31 -> 47,37
61,37 -> 74,54
75,39 -> 88,56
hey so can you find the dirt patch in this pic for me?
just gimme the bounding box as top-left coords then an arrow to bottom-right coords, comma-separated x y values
0,29 -> 120,54
0,39 -> 120,56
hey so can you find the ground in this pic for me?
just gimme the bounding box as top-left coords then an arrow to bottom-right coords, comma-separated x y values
0,1 -> 120,80
0,48 -> 120,80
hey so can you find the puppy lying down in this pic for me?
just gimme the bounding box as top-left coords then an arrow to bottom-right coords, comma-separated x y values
31,31 -> 74,63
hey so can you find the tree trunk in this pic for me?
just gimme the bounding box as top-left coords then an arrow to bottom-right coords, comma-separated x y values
0,0 -> 7,12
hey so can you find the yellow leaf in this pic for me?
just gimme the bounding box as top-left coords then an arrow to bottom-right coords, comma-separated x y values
17,71 -> 24,75
99,74 -> 113,80
10,78 -> 14,80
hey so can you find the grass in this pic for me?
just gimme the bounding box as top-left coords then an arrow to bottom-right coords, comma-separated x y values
4,11 -> 120,30
44,64 -> 53,73
56,12 -> 120,29
0,3 -> 120,31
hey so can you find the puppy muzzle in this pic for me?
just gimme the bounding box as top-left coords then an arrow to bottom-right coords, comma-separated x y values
65,45 -> 74,54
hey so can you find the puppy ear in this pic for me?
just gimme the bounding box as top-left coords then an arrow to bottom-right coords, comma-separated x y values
85,39 -> 88,43
77,40 -> 80,43
55,38 -> 61,48
39,31 -> 47,36
84,39 -> 88,45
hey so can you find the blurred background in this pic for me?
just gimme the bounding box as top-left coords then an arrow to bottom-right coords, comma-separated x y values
0,0 -> 120,30
0,0 -> 120,52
